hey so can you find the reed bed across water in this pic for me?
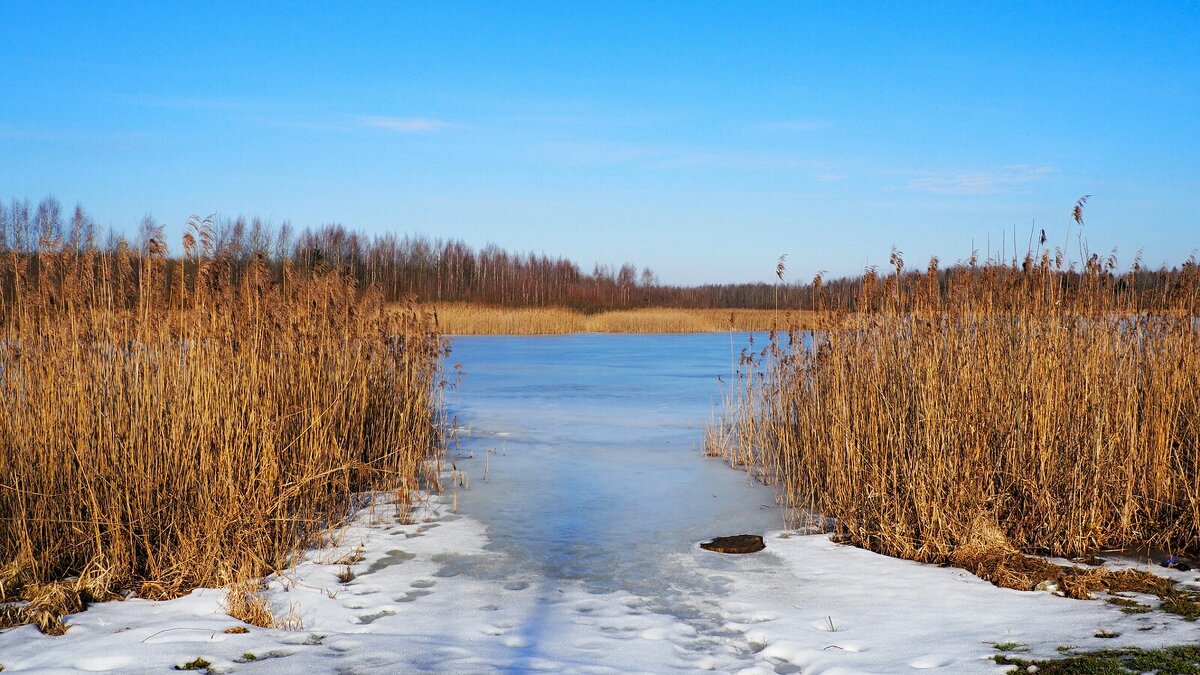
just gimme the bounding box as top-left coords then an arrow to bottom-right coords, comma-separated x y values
423,303 -> 818,334
0,221 -> 444,632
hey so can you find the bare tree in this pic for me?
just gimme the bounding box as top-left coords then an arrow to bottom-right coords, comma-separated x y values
0,200 -> 8,252
36,196 -> 63,247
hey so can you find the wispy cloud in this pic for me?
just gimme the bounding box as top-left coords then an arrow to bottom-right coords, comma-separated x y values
0,124 -> 148,144
118,101 -> 460,135
359,116 -> 456,133
123,94 -> 265,112
899,165 -> 1053,195
812,172 -> 848,183
760,119 -> 833,132
539,141 -> 655,165
538,141 -> 827,175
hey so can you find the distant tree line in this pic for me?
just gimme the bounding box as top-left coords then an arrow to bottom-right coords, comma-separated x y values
0,197 -> 816,311
1,197 -> 1194,313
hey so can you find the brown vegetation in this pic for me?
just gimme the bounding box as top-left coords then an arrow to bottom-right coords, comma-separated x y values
423,304 -> 822,334
223,580 -> 275,628
0,214 -> 444,632
708,237 -> 1200,594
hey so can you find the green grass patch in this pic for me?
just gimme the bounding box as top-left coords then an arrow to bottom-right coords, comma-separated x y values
174,658 -> 211,671
1106,597 -> 1151,614
1160,590 -> 1200,621
996,645 -> 1200,674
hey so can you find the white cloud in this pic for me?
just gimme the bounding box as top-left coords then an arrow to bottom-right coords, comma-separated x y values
900,165 -> 1053,195
539,141 -> 826,174
360,116 -> 456,133
124,95 -> 260,112
0,124 -> 148,143
539,141 -> 657,165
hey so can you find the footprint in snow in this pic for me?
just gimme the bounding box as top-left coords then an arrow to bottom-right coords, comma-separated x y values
279,632 -> 325,646
909,654 -> 953,669
358,609 -> 397,624
364,549 -> 415,574
396,589 -> 433,602
327,638 -> 364,653
72,655 -> 134,671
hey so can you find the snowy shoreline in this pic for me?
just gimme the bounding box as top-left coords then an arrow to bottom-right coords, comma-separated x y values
1,491 -> 1196,674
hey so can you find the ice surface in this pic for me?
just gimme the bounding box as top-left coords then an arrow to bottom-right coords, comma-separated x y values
1,333 -> 1197,673
445,334 -> 784,598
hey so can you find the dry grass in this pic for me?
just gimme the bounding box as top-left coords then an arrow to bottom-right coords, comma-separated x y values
224,580 -> 274,628
0,222 -> 444,632
421,303 -> 822,334
947,517 -> 1170,599
708,250 -> 1200,592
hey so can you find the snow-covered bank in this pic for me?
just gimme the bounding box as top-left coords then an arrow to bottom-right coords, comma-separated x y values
0,493 -> 1195,674
0,493 -> 690,673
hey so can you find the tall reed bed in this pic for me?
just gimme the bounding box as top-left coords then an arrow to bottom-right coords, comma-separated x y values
709,249 -> 1200,586
0,220 -> 444,632
425,303 -> 818,334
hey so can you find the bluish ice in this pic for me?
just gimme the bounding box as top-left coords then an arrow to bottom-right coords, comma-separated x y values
445,332 -> 783,597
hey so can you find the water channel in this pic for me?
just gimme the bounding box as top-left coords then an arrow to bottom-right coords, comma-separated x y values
446,333 -> 783,613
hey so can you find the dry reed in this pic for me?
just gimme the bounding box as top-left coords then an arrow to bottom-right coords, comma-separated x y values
422,303 -> 820,334
0,220 -> 444,632
708,249 -> 1200,590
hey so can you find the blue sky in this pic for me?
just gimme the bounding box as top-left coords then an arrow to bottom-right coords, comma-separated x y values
1,2 -> 1197,283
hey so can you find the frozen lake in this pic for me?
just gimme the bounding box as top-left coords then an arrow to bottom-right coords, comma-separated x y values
446,333 -> 783,596
2,333 -> 1196,673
